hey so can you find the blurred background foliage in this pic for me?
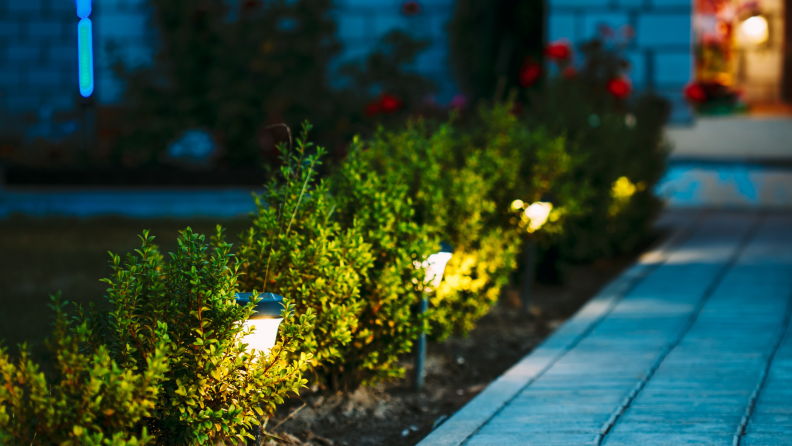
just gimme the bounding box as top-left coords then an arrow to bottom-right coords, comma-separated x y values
110,0 -> 436,169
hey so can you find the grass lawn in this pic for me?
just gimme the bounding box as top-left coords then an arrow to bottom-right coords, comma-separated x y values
0,216 -> 250,357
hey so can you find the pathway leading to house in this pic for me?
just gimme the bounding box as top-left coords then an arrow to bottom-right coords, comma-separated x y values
418,211 -> 792,446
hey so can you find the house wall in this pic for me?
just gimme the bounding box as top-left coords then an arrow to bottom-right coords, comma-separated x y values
0,0 -> 79,137
547,0 -> 694,123
0,0 -> 457,142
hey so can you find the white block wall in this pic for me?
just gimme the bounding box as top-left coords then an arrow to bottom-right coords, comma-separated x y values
547,0 -> 694,123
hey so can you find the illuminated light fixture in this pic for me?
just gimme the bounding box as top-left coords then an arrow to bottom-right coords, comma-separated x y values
418,243 -> 454,291
76,0 -> 94,97
524,202 -> 553,233
511,199 -> 525,210
235,292 -> 285,358
76,0 -> 91,18
741,15 -> 769,45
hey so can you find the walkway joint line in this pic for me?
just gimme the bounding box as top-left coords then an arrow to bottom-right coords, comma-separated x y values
732,285 -> 792,446
596,213 -> 764,446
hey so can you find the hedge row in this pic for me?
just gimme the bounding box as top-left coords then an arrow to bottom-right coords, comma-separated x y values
0,43 -> 669,445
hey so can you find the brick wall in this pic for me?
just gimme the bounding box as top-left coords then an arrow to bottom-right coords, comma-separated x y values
0,0 -> 458,140
0,0 -> 78,123
547,0 -> 694,123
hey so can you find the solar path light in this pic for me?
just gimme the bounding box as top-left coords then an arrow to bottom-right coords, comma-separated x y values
511,200 -> 553,315
235,292 -> 284,446
235,292 -> 285,359
414,243 -> 453,390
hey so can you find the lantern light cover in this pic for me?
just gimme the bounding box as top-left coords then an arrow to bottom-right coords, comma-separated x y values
236,293 -> 284,359
524,202 -> 553,233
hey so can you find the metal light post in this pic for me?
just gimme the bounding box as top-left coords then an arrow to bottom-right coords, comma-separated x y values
415,243 -> 453,391
512,200 -> 553,315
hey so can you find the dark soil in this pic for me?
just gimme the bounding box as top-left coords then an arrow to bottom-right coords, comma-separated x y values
267,258 -> 634,446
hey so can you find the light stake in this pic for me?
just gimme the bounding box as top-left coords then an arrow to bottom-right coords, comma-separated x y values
414,243 -> 453,391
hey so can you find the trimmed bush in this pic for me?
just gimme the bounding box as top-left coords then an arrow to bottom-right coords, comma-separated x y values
328,137 -> 437,388
354,103 -> 575,339
236,124 -> 373,383
0,295 -> 167,445
78,227 -> 313,445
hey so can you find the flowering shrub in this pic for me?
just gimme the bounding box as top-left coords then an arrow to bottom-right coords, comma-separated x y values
682,81 -> 746,115
524,36 -> 670,262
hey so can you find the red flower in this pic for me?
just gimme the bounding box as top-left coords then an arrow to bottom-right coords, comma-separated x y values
562,67 -> 577,79
598,24 -> 615,38
519,60 -> 542,87
510,101 -> 523,115
621,24 -> 635,40
544,42 -> 571,61
401,1 -> 421,16
607,77 -> 632,99
380,94 -> 403,113
365,102 -> 381,117
449,94 -> 467,109
684,83 -> 707,103
241,0 -> 259,10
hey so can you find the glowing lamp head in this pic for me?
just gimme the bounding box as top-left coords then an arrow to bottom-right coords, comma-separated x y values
236,292 -> 284,358
418,242 -> 454,291
524,202 -> 553,233
76,0 -> 92,18
741,15 -> 769,44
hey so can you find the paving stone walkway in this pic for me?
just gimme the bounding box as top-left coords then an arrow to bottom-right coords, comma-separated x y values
418,212 -> 792,446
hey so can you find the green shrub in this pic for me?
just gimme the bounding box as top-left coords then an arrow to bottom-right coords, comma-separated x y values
0,295 -> 167,445
327,137 -> 437,387
78,227 -> 313,445
355,104 -> 574,339
525,38 -> 670,262
236,124 -> 373,382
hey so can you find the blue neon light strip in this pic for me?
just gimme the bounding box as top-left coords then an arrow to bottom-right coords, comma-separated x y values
77,18 -> 94,97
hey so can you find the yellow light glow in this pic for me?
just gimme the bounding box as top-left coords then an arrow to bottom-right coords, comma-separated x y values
741,15 -> 769,44
242,318 -> 283,360
524,202 -> 553,233
511,199 -> 525,210
414,251 -> 454,291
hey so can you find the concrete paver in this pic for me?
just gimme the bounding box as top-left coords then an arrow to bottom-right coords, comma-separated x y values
418,213 -> 792,446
